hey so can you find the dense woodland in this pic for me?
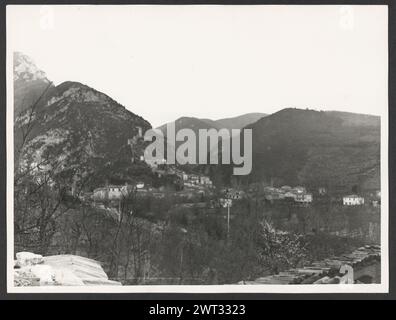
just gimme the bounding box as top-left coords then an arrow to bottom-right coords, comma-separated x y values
14,164 -> 377,284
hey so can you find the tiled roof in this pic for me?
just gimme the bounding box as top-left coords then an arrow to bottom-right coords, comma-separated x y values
238,245 -> 380,285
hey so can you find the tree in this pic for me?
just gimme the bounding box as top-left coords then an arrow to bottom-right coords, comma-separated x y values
256,220 -> 307,274
14,84 -> 75,255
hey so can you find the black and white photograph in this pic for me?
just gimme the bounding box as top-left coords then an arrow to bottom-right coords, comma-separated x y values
5,4 -> 388,293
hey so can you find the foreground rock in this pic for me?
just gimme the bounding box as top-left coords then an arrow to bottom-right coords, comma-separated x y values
15,252 -> 44,267
14,252 -> 121,286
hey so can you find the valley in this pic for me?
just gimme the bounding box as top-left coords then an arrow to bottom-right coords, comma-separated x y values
13,52 -> 381,285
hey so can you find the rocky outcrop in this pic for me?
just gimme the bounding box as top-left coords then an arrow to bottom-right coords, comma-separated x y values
15,252 -> 44,267
14,252 -> 121,286
14,52 -> 152,192
13,52 -> 54,118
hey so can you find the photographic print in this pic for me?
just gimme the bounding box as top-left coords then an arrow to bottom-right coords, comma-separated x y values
6,4 -> 388,293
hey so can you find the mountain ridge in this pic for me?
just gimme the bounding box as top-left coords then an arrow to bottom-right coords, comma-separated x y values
14,54 -> 152,190
239,108 -> 380,191
157,112 -> 267,136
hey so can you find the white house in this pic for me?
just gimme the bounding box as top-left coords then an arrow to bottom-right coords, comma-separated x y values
343,195 -> 365,206
200,176 -> 212,186
136,182 -> 145,189
295,193 -> 313,203
93,185 -> 130,201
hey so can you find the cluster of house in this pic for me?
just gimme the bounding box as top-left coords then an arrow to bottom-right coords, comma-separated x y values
260,185 -> 380,207
263,185 -> 313,203
150,163 -> 213,190
92,178 -> 212,203
92,182 -> 145,201
91,176 -> 380,208
181,173 -> 213,188
221,188 -> 246,200
342,194 -> 365,206
342,191 -> 380,207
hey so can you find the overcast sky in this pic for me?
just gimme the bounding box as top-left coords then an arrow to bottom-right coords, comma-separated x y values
7,5 -> 388,128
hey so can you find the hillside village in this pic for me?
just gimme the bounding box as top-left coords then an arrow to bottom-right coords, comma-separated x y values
87,162 -> 380,210
13,52 -> 382,286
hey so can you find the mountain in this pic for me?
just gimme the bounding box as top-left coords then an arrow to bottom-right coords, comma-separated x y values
156,114 -> 267,164
238,108 -> 380,192
202,113 -> 267,131
157,109 -> 380,194
325,111 -> 380,127
14,53 -> 152,189
13,52 -> 55,118
158,116 -> 220,137
158,113 -> 267,136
